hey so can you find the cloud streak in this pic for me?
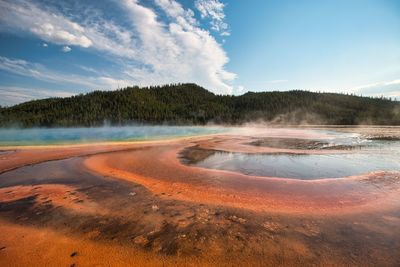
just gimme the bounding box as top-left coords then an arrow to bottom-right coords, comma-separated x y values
0,86 -> 74,106
0,56 -> 133,91
354,79 -> 400,99
0,1 -> 92,47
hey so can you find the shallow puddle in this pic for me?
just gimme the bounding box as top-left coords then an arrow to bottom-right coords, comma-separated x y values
186,140 -> 400,179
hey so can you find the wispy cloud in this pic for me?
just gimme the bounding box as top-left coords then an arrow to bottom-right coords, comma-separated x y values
0,1 -> 92,48
0,0 -> 235,96
354,79 -> 400,99
0,56 -> 133,91
78,65 -> 99,74
61,46 -> 71,52
117,0 -> 235,93
195,0 -> 230,36
0,86 -> 74,106
232,85 -> 247,95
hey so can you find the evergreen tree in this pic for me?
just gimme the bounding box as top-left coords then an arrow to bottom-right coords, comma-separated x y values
0,83 -> 399,127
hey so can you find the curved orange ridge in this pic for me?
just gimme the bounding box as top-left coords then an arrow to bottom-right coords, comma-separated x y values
83,138 -> 400,216
0,135 -> 217,174
0,132 -> 346,174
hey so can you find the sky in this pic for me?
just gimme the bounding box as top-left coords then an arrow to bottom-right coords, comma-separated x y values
0,0 -> 399,106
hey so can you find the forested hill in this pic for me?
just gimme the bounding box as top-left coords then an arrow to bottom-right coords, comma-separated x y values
0,83 -> 399,127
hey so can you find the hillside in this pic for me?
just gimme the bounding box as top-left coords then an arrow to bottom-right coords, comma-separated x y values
0,83 -> 399,127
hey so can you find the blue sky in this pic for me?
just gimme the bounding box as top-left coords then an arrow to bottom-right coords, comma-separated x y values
0,0 -> 399,105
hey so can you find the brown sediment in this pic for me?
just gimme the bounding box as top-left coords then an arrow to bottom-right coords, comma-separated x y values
248,137 -> 362,150
2,154 -> 360,266
0,185 -> 109,216
1,128 -> 400,266
190,135 -> 351,155
368,136 -> 400,141
1,133 -> 399,215
313,125 -> 400,140
0,220 -> 218,267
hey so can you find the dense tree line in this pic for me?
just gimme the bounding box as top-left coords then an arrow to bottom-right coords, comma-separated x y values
0,83 -> 399,127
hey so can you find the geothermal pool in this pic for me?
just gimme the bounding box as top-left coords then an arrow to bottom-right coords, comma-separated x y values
0,125 -> 224,146
1,126 -> 400,266
183,132 -> 400,179
189,148 -> 400,179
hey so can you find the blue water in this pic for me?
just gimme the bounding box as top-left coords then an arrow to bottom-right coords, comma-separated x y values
190,134 -> 400,179
193,147 -> 400,179
0,126 -> 224,146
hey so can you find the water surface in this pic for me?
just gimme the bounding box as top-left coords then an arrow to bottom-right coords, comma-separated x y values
189,139 -> 400,179
193,152 -> 399,179
0,126 -> 224,146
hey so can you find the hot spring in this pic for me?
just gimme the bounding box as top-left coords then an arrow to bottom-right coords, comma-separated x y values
181,132 -> 400,180
0,125 -> 225,146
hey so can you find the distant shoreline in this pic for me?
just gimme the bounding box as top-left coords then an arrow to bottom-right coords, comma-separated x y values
1,125 -> 399,149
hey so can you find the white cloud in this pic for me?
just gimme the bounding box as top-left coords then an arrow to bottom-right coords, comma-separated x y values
195,0 -> 230,36
154,0 -> 197,29
0,0 -> 235,97
82,17 -> 138,59
78,65 -> 99,74
354,79 -> 400,99
0,56 -> 133,91
61,46 -> 71,52
0,86 -> 74,106
42,43 -> 48,47
135,0 -> 235,93
97,77 -> 133,90
0,0 -> 92,48
232,85 -> 248,95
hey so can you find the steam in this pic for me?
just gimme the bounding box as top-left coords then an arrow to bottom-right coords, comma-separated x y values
231,110 -> 327,128
0,125 -> 225,146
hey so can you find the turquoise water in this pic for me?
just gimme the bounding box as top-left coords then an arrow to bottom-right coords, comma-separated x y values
0,126 -> 224,146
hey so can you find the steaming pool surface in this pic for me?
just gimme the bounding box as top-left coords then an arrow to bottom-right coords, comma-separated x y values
187,141 -> 400,180
0,126 -> 225,146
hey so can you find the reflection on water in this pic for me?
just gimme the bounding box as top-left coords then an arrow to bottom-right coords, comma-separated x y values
190,140 -> 400,180
0,126 -> 224,146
